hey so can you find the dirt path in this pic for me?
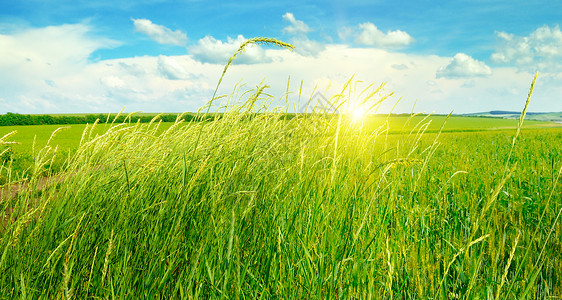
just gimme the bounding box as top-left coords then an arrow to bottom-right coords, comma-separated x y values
1,174 -> 71,233
0,176 -> 57,200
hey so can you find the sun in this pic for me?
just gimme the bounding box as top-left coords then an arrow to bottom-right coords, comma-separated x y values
351,107 -> 367,121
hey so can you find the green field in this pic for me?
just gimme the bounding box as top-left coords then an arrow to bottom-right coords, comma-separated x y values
0,122 -> 179,180
1,39 -> 561,297
0,105 -> 561,298
0,115 -> 549,181
0,114 -> 557,173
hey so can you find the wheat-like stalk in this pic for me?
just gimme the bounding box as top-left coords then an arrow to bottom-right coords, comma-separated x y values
188,37 -> 295,182
20,274 -> 26,300
207,37 -> 295,115
495,231 -> 520,300
102,229 -> 114,285
436,234 -> 490,296
385,237 -> 394,299
0,130 -> 18,144
63,261 -> 73,300
503,72 -> 538,177
47,126 -> 71,146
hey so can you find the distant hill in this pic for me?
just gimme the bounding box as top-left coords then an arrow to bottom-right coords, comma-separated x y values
464,111 -> 562,123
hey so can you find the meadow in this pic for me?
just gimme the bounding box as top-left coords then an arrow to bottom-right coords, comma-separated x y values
0,115 -> 555,180
0,39 -> 561,298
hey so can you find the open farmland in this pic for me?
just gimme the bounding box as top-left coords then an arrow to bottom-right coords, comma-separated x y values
0,99 -> 561,298
0,121 -> 182,180
0,115 -> 555,152
0,114 -> 557,176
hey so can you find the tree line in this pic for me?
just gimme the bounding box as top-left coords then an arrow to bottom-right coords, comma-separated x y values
0,112 -> 214,126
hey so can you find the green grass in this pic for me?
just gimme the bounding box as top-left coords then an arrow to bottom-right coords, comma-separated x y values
0,122 -> 180,181
0,114 -> 556,166
0,40 -> 560,298
0,91 -> 560,298
0,116 -> 538,182
0,122 -> 182,156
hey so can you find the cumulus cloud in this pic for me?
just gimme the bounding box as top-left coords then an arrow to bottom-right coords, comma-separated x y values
188,35 -> 272,64
6,54 -> 216,113
90,55 -> 215,112
491,25 -> 562,72
0,23 -> 117,71
158,55 -> 190,80
0,22 -> 215,113
0,22 -> 119,112
282,13 -> 311,35
280,13 -> 324,57
291,37 -> 325,57
132,18 -> 188,46
436,53 -> 492,79
354,22 -> 414,48
1,23 -> 559,115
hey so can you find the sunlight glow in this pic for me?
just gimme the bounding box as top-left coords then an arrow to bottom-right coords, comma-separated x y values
351,107 -> 367,121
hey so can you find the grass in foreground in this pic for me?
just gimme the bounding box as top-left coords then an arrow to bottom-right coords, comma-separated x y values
0,73 -> 561,298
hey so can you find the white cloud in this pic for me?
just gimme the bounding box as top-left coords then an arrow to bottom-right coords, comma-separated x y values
158,55 -> 190,80
188,35 -> 273,64
118,62 -> 146,76
436,53 -> 492,79
354,22 -> 414,48
338,27 -> 353,41
0,23 -> 117,72
0,23 -> 215,113
230,46 -> 542,114
282,13 -> 311,35
491,25 -> 562,72
291,37 -> 325,57
0,23 -> 558,115
280,13 -> 324,57
132,18 -> 188,46
0,23 -> 119,112
25,54 -> 216,113
100,76 -> 125,88
82,55 -> 217,112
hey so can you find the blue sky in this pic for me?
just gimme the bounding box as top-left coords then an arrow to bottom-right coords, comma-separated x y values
1,0 -> 561,114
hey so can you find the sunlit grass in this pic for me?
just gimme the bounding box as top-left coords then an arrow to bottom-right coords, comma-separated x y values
0,41 -> 560,298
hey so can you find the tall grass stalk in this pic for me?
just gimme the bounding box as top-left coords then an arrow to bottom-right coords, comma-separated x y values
0,41 -> 560,298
